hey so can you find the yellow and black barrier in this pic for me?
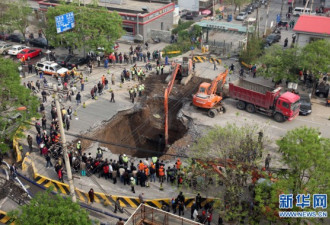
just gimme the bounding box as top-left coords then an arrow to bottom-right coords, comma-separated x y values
241,61 -> 252,69
193,56 -> 221,64
0,210 -> 13,224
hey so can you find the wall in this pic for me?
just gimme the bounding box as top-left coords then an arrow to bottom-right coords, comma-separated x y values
149,29 -> 172,42
142,11 -> 174,41
296,32 -> 330,47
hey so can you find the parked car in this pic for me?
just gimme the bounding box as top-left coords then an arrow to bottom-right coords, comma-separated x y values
245,6 -> 254,14
7,45 -> 29,56
0,32 -> 10,40
7,34 -> 26,43
299,94 -> 312,115
66,56 -> 88,70
180,10 -> 188,18
186,11 -> 194,20
29,38 -> 53,49
236,12 -> 248,21
265,34 -> 281,45
17,48 -> 42,60
315,82 -> 329,98
0,43 -> 13,55
55,54 -> 73,67
35,61 -> 68,77
277,20 -> 288,27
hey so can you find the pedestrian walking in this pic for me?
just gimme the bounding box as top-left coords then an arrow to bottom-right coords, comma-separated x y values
10,163 -> 17,179
58,166 -> 63,182
97,55 -> 101,67
111,73 -> 115,85
66,117 -> 70,131
39,71 -> 44,79
110,90 -> 115,102
88,188 -> 95,204
178,200 -> 184,216
80,78 -> 85,91
67,106 -> 72,120
172,198 -> 177,214
27,135 -> 33,152
76,92 -> 81,105
46,153 -> 53,168
196,193 -> 202,210
35,121 -> 41,134
114,198 -> 121,213
213,61 -> 217,70
28,63 -> 33,74
41,89 -> 47,102
265,154 -> 271,170
284,38 -> 288,47
230,63 -> 235,72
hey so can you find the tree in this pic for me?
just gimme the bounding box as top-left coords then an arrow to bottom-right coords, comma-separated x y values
8,190 -> 92,225
3,0 -> 32,42
257,45 -> 301,82
45,3 -> 124,54
276,127 -> 330,196
240,33 -> 264,64
224,0 -> 251,14
0,58 -> 39,153
185,123 -> 265,222
300,40 -> 330,78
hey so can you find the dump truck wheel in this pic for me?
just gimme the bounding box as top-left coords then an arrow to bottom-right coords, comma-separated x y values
246,104 -> 256,113
274,113 -> 284,122
237,101 -> 246,110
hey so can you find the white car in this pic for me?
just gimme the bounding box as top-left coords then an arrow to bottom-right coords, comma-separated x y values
0,43 -> 13,55
236,12 -> 248,21
7,45 -> 29,56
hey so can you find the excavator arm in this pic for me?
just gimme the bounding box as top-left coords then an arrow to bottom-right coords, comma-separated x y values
207,69 -> 229,95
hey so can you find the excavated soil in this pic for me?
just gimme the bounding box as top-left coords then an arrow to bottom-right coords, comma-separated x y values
87,73 -> 211,157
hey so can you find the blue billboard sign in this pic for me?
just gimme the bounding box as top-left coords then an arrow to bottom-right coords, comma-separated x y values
55,12 -> 75,34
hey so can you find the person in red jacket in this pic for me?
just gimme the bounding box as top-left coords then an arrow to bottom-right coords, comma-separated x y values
58,166 -> 63,182
103,164 -> 109,179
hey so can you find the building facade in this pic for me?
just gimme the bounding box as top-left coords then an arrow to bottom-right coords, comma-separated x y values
293,15 -> 330,47
38,0 -> 174,42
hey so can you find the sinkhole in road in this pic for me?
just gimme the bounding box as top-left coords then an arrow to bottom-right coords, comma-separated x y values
93,97 -> 187,157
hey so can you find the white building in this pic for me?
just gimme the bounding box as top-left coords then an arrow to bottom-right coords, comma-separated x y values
293,15 -> 330,47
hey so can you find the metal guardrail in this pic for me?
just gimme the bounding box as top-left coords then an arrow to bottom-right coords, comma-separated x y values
125,204 -> 202,225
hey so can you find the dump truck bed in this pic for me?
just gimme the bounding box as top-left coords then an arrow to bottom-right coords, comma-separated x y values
229,79 -> 281,109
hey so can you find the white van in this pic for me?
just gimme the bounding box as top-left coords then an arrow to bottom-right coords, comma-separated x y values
293,7 -> 316,16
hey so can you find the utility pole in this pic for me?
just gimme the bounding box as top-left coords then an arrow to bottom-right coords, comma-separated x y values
303,0 -> 310,14
280,0 -> 285,19
213,0 -> 215,17
310,0 -> 314,13
264,0 -> 271,37
53,85 -> 77,203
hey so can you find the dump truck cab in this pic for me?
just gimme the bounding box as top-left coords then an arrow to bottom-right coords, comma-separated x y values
275,92 -> 300,121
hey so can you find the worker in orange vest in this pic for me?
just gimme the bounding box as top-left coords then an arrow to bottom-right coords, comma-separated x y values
138,160 -> 145,172
159,165 -> 165,183
176,158 -> 182,170
144,165 -> 150,187
149,162 -> 156,182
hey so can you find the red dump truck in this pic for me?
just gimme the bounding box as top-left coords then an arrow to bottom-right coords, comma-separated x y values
229,79 -> 300,122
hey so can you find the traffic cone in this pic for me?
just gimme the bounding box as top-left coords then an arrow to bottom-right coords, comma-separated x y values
85,77 -> 88,82
159,182 -> 164,191
74,111 -> 77,116
83,102 -> 86,108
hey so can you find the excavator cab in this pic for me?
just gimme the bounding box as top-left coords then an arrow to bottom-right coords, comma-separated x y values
192,69 -> 228,118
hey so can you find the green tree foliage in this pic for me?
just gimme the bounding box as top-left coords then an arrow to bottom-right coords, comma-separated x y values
240,33 -> 264,64
171,21 -> 194,35
224,0 -> 251,13
45,3 -> 124,53
0,0 -> 32,40
276,126 -> 330,196
258,40 -> 330,82
300,40 -> 330,78
9,190 -> 92,225
186,124 -> 265,222
0,58 -> 39,153
258,45 -> 301,82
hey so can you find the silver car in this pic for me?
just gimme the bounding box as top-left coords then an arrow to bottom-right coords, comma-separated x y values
236,12 -> 247,21
0,43 -> 13,55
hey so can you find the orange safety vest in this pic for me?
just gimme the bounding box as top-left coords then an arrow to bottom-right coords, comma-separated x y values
144,167 -> 149,176
176,160 -> 182,169
159,167 -> 165,176
139,163 -> 145,171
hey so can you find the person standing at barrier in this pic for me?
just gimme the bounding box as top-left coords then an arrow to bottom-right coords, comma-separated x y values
89,188 -> 95,204
178,200 -> 184,216
114,197 -> 121,213
158,165 -> 165,183
130,177 -> 136,193
196,193 -> 202,210
58,166 -> 63,182
149,162 -> 156,182
27,135 -> 33,152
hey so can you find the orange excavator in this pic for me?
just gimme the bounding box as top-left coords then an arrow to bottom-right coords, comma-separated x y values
192,69 -> 228,118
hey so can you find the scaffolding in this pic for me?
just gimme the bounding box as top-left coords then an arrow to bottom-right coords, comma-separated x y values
125,204 -> 202,225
